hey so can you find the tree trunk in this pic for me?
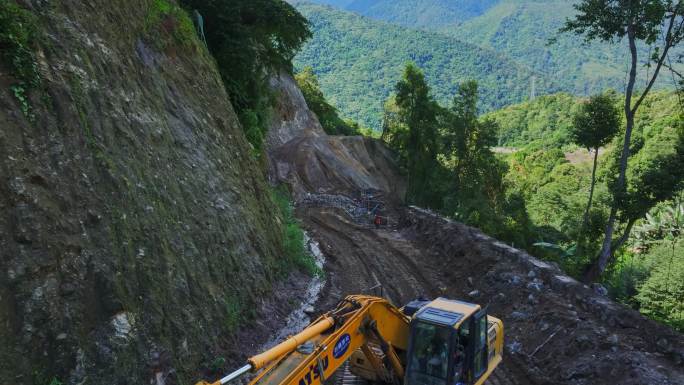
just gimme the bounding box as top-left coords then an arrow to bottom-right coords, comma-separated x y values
586,13 -> 678,282
613,218 -> 637,252
582,148 -> 599,229
587,29 -> 638,282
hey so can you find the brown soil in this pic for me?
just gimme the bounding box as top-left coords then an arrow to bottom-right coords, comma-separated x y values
298,206 -> 684,385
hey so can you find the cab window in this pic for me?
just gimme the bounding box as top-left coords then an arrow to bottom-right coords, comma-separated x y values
473,312 -> 488,379
406,322 -> 450,385
451,321 -> 470,384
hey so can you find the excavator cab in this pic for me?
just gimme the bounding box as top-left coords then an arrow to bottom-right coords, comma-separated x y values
403,298 -> 502,385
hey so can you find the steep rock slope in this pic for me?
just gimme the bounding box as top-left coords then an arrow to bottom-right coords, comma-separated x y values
266,72 -> 406,201
0,1 -> 291,384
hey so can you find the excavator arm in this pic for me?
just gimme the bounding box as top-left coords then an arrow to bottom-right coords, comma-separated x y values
198,295 -> 505,385
199,295 -> 411,385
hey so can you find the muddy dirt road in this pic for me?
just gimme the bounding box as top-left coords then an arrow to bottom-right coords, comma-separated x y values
299,206 -> 684,385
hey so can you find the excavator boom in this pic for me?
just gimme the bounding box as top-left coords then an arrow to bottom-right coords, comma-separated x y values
250,295 -> 409,385
198,295 -> 503,385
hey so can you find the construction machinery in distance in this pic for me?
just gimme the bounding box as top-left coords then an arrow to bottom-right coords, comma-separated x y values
197,295 -> 504,385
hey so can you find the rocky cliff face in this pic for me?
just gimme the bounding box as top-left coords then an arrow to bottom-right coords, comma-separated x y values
0,1 -> 290,384
266,72 -> 406,201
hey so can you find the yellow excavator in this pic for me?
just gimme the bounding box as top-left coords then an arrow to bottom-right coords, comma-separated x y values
197,295 -> 503,385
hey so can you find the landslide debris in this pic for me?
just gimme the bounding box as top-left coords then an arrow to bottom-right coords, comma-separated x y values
298,207 -> 684,385
266,72 -> 406,202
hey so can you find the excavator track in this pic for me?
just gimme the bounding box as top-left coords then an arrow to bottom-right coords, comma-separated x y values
330,359 -> 514,385
333,360 -> 367,385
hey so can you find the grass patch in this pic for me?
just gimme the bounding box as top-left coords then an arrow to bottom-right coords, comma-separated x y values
271,186 -> 322,277
224,296 -> 243,332
145,0 -> 196,49
0,0 -> 41,118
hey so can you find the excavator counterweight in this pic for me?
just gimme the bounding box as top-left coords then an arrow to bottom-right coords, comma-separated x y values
197,295 -> 503,385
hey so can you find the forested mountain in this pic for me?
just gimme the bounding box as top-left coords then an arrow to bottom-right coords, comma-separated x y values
357,0 -> 496,25
308,0 -> 500,28
446,0 -> 641,96
486,91 -> 683,149
291,1 -> 556,129
302,0 -> 680,100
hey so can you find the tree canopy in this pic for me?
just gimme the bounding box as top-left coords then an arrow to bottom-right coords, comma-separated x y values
180,0 -> 311,150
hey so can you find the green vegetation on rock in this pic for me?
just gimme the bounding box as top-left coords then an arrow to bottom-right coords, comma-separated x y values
296,66 -> 360,135
271,185 -> 322,276
0,0 -> 41,118
0,0 -> 40,86
145,0 -> 197,49
179,0 -> 311,151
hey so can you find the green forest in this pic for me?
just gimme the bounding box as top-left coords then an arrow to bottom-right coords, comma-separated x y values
291,1 -> 556,130
298,0 -> 683,129
377,62 -> 684,331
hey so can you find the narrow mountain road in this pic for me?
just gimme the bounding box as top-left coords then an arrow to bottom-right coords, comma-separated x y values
297,204 -> 684,385
299,207 -> 523,385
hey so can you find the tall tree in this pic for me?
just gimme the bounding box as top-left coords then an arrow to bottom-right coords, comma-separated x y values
561,0 -> 684,280
443,81 -> 500,204
440,81 -> 508,236
571,93 -> 621,229
393,63 -> 440,206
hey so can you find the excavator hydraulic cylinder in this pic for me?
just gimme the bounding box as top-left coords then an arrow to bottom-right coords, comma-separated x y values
248,316 -> 335,370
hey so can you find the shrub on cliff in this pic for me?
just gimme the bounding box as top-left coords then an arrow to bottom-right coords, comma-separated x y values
296,66 -> 360,136
180,0 -> 312,150
0,0 -> 40,87
0,0 -> 41,118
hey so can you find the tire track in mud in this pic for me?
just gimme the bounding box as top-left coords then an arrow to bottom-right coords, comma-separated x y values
303,209 -> 439,307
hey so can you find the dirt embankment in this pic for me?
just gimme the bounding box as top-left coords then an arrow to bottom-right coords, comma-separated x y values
298,206 -> 684,385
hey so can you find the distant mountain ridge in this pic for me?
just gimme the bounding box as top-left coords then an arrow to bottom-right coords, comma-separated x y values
348,0 -> 499,27
303,0 -> 679,98
291,1 -> 558,129
307,0 -> 500,27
